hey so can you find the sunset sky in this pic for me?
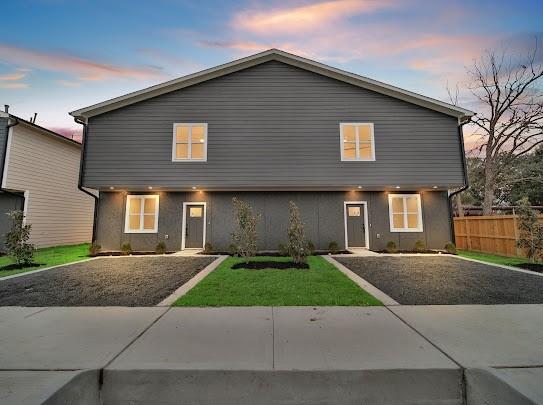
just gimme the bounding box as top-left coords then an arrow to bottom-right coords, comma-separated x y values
1,0 -> 542,139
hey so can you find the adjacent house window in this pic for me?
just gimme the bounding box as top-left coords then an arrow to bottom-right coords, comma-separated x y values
340,123 -> 375,161
125,195 -> 159,233
172,123 -> 207,161
388,194 -> 423,232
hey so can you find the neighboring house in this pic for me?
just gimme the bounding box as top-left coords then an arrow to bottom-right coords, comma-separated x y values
0,111 -> 95,249
70,49 -> 474,252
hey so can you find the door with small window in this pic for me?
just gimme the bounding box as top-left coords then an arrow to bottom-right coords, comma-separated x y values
185,204 -> 205,248
346,204 -> 366,247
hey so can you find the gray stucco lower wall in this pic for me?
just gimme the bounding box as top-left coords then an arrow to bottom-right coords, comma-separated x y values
0,192 -> 24,251
95,191 -> 452,252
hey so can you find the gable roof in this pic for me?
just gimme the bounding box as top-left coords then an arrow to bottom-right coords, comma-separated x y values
1,112 -> 81,147
70,48 -> 474,121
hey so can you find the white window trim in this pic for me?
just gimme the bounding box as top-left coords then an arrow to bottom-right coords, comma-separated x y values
343,201 -> 370,249
172,123 -> 208,162
124,195 -> 159,234
340,123 -> 376,161
181,202 -> 207,250
388,193 -> 423,232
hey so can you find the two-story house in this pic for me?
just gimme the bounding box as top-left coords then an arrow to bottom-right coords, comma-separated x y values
70,49 -> 473,253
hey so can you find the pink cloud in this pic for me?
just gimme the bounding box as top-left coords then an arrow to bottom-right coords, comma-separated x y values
48,127 -> 82,142
0,70 -> 26,81
0,82 -> 28,89
0,43 -> 165,81
232,0 -> 396,35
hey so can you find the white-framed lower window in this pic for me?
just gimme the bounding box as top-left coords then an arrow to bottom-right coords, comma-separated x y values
124,195 -> 159,233
340,123 -> 375,161
172,123 -> 207,161
388,194 -> 423,232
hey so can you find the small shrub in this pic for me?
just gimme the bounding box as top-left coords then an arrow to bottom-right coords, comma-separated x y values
5,210 -> 35,267
121,242 -> 132,255
88,242 -> 101,256
203,242 -> 213,254
231,197 -> 261,263
328,241 -> 339,254
414,240 -> 426,253
155,242 -> 167,254
278,243 -> 288,256
228,243 -> 238,256
516,197 -> 543,263
444,242 -> 457,254
286,201 -> 309,264
306,240 -> 315,255
385,241 -> 398,253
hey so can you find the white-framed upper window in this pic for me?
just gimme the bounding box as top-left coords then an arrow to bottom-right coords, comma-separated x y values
388,194 -> 423,232
172,123 -> 207,161
124,195 -> 159,233
340,123 -> 375,161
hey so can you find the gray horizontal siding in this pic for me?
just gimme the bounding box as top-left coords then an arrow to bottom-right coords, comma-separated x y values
0,117 -> 7,170
84,61 -> 464,189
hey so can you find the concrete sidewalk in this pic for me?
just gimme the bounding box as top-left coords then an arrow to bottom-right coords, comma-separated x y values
1,305 -> 542,404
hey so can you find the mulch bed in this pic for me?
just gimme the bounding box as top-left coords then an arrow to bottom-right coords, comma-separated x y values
0,263 -> 43,271
336,256 -> 543,305
516,262 -> 543,273
374,250 -> 452,254
0,256 -> 215,306
231,261 -> 309,270
202,250 -> 351,256
93,251 -> 175,256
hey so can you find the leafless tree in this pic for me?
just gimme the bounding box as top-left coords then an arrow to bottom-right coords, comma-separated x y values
467,39 -> 543,215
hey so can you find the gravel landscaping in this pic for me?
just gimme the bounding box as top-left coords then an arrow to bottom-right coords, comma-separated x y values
336,256 -> 543,305
0,256 -> 216,306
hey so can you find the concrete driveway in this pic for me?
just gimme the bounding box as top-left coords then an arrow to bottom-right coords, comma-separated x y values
335,255 -> 543,305
0,256 -> 215,306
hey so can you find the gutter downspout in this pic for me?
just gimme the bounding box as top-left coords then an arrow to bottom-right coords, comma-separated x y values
448,118 -> 470,244
75,117 -> 98,243
1,117 -> 25,211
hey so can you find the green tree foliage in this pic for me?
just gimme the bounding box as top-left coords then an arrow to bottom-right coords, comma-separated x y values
231,197 -> 261,263
5,210 -> 35,267
516,197 -> 543,263
286,201 -> 309,264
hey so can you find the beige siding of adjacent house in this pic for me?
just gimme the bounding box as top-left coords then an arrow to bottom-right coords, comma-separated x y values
2,123 -> 94,247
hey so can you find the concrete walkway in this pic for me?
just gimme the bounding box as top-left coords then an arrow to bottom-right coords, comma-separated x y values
1,305 -> 542,404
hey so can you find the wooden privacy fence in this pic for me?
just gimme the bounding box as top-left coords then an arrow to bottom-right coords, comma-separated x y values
453,215 -> 543,257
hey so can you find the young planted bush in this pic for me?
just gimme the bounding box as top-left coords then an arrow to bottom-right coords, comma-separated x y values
516,197 -> 543,263
385,241 -> 398,253
414,240 -> 426,253
5,210 -> 35,267
203,242 -> 213,254
155,242 -> 167,254
286,201 -> 309,264
89,242 -> 101,256
328,241 -> 339,254
231,197 -> 261,263
444,242 -> 457,254
121,242 -> 132,255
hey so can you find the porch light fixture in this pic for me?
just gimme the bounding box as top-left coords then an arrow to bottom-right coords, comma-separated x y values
148,186 -> 153,190
395,186 -> 401,189
432,186 -> 438,189
109,186 -> 115,190
192,186 -> 197,190
357,186 -> 362,189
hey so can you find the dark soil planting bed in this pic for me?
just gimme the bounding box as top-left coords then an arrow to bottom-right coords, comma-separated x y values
516,263 -> 543,273
0,262 -> 43,271
231,261 -> 309,270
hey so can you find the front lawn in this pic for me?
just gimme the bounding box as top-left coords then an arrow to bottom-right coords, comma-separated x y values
173,255 -> 382,307
458,250 -> 534,267
0,243 -> 90,278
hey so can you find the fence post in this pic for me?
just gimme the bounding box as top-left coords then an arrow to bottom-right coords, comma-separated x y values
512,208 -> 520,257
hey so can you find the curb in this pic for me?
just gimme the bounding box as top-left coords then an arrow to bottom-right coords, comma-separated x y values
323,255 -> 399,306
157,255 -> 228,306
